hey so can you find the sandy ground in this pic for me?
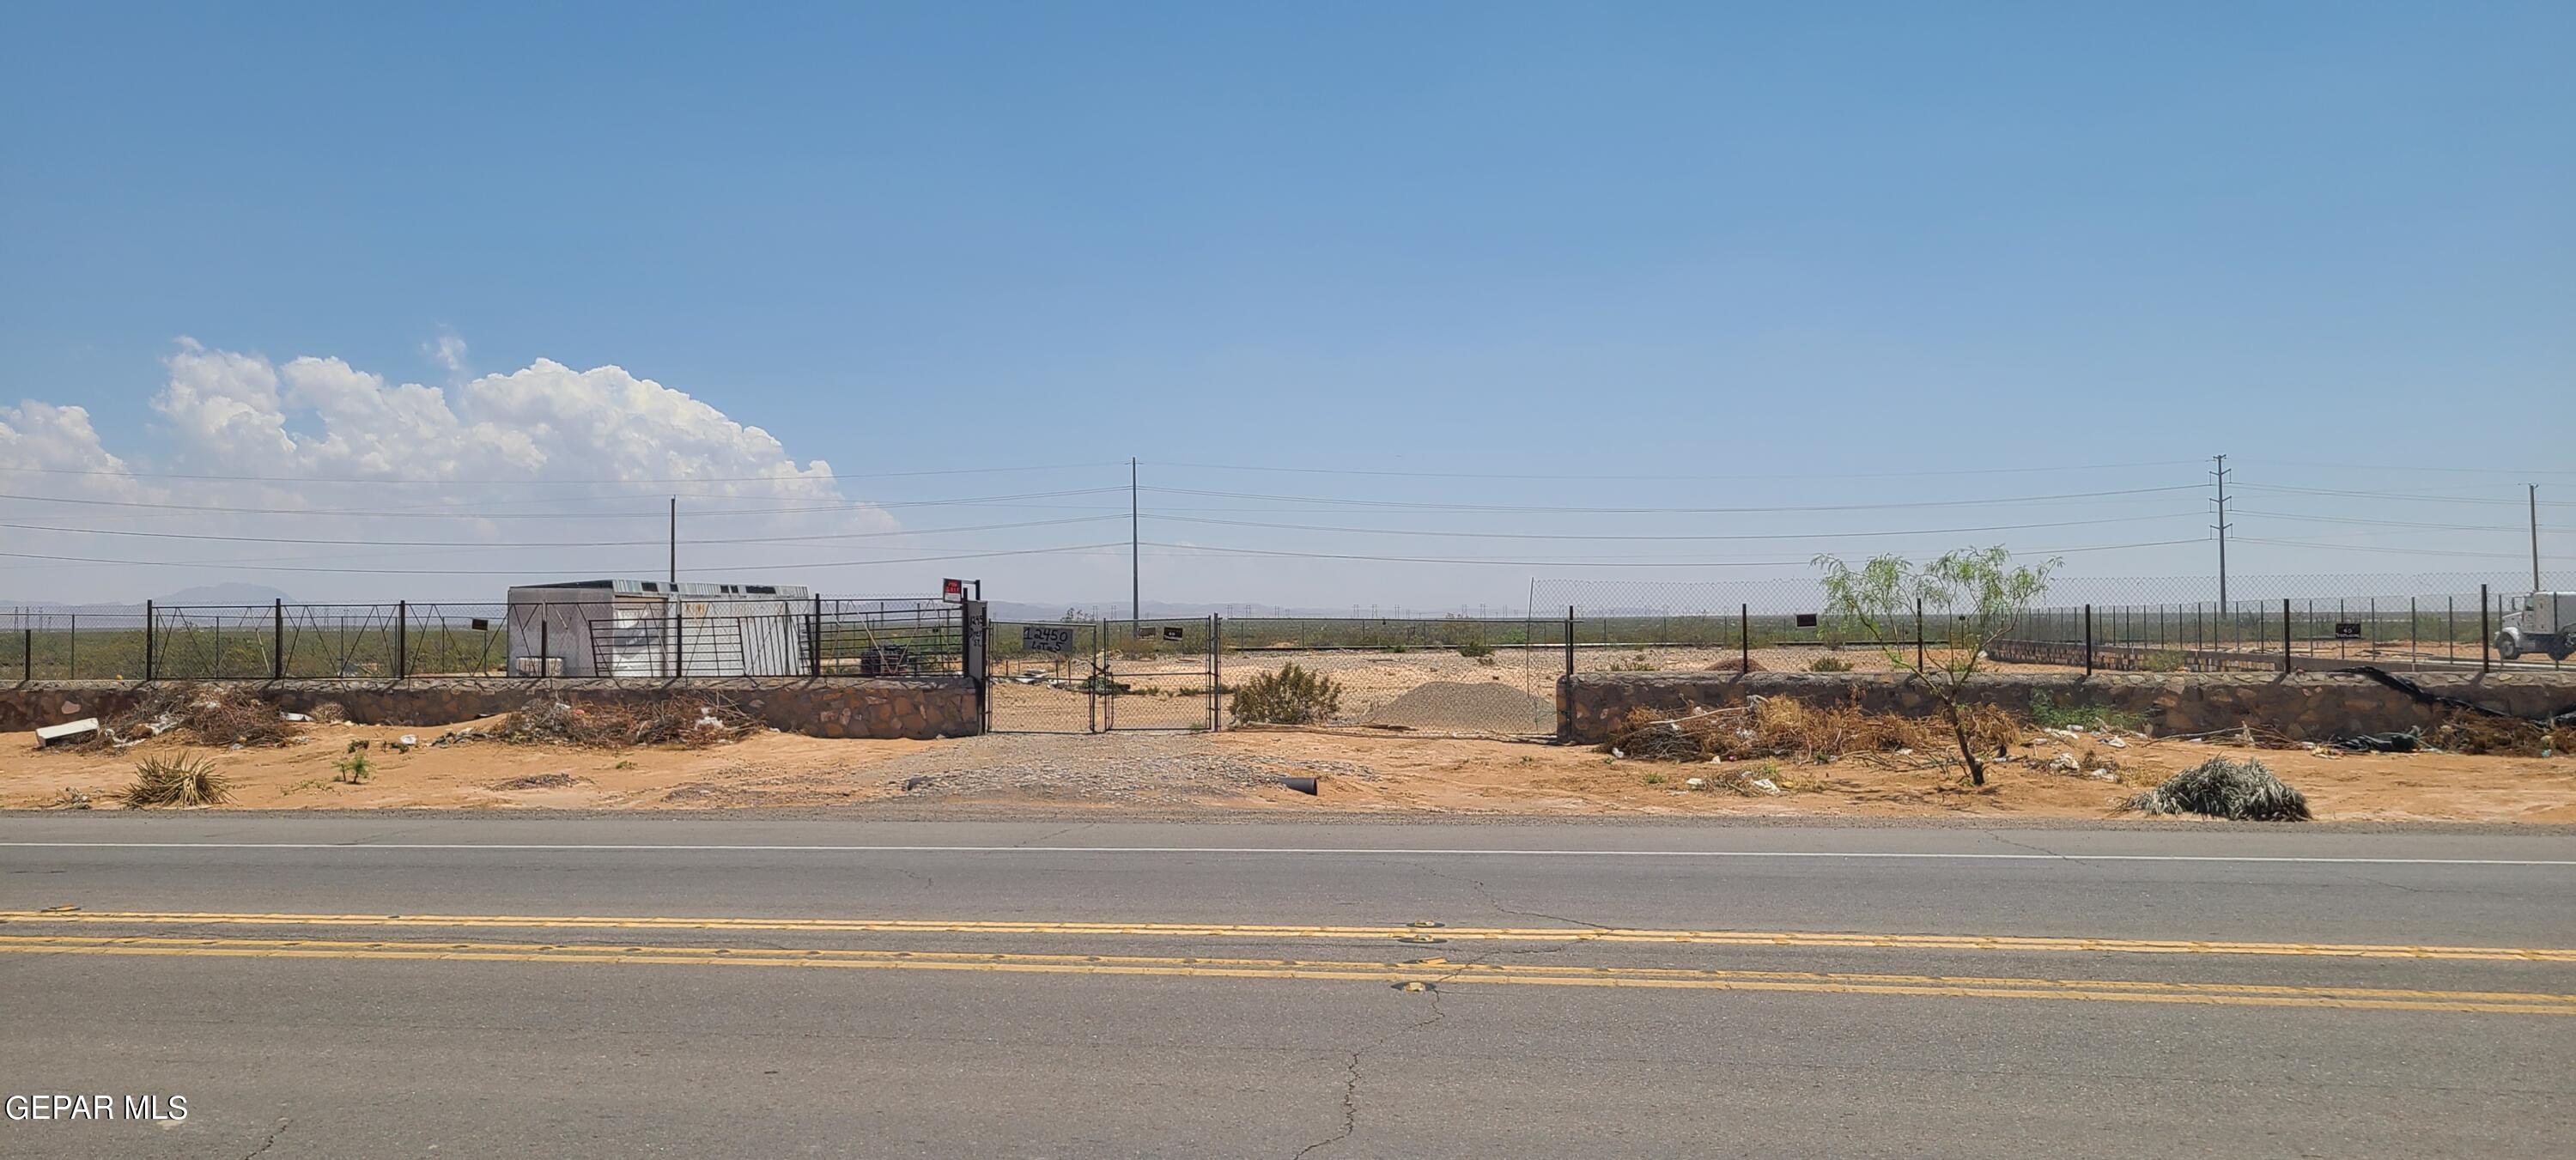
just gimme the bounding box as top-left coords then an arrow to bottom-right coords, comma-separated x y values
987,645 -> 2069,736
7,716 -> 2570,823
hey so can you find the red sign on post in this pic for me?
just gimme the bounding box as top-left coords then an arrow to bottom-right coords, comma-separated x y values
941,578 -> 965,603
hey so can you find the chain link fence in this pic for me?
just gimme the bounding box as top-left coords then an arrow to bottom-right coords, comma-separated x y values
0,598 -> 963,681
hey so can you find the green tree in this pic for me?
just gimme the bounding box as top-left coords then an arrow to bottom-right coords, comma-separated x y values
1814,547 -> 2056,786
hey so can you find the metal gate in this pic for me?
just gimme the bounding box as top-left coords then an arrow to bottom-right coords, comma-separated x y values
987,618 -> 1219,732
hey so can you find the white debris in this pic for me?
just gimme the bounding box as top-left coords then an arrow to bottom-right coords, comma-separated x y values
2046,753 -> 2081,773
2085,768 -> 2117,781
2105,737 -> 2128,749
1610,748 -> 1625,759
279,712 -> 313,723
35,718 -> 100,747
1685,777 -> 1706,789
1894,747 -> 1913,756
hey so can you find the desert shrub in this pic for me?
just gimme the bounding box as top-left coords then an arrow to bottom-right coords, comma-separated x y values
121,753 -> 231,808
2123,757 -> 2310,822
2029,690 -> 2145,732
308,701 -> 349,724
1607,652 -> 1659,672
1457,641 -> 1495,659
333,750 -> 372,784
1807,656 -> 1854,673
1230,664 -> 1345,726
2136,650 -> 2187,673
1702,656 -> 1765,673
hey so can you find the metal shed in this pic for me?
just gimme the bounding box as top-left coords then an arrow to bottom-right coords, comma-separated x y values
506,580 -> 813,677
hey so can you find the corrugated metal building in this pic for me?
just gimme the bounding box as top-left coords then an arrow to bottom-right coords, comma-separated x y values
506,580 -> 812,677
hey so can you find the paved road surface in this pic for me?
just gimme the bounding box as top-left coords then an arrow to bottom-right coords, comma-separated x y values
4,817 -> 2572,1157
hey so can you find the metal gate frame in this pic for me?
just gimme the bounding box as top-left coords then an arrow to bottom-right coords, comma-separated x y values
986,616 -> 1220,733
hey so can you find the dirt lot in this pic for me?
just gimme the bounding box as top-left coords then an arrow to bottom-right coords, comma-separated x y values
8,716 -> 2570,822
989,644 -> 2075,736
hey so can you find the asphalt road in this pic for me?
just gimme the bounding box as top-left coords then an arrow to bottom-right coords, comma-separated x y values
4,816 -> 2572,1157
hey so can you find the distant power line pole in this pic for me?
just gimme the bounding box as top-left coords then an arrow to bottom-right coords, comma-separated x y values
1130,458 -> 1141,628
2534,483 -> 2543,592
2210,454 -> 2232,606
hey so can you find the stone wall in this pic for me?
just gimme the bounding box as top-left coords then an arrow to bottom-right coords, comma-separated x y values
1559,671 -> 2576,744
1,677 -> 981,741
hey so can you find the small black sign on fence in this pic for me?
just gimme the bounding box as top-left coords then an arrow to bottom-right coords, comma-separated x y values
1021,625 -> 1074,653
2334,622 -> 2363,639
469,618 -> 490,631
1161,626 -> 1185,642
1795,613 -> 1820,629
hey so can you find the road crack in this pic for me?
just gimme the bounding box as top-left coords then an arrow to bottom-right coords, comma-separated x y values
1982,830 -> 2093,865
1404,859 -> 1608,931
243,1116 -> 289,1159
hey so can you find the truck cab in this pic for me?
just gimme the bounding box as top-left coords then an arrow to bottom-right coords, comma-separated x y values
2495,592 -> 2576,661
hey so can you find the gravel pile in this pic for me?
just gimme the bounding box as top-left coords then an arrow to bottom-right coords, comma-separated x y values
866,734 -> 1378,805
1360,681 -> 1554,734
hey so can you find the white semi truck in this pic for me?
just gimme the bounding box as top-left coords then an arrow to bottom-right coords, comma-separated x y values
2494,592 -> 2576,662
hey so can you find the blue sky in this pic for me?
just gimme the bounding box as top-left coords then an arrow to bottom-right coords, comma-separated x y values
1,3 -> 2569,607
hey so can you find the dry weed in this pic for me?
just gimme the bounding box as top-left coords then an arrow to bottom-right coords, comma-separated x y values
103,683 -> 300,748
498,695 -> 757,749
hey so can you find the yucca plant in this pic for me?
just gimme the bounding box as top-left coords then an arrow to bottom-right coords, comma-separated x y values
121,753 -> 232,808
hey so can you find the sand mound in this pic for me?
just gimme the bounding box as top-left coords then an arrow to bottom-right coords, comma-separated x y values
1361,681 -> 1554,733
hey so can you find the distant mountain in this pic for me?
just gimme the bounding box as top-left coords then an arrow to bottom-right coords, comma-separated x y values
0,583 -> 297,614
159,583 -> 296,606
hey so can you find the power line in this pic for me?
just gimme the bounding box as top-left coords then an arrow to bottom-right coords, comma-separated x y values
2232,537 -> 2538,562
0,461 -> 1124,486
1138,537 -> 2202,568
0,487 -> 1126,518
2235,483 -> 2576,508
1143,459 -> 2202,482
0,542 -> 1131,576
0,514 -> 1123,550
2235,509 -> 2564,533
1142,484 -> 2203,515
1147,511 -> 2199,541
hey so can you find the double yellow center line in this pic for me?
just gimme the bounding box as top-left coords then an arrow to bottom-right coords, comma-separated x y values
5,909 -> 2571,963
8,932 -> 2572,1015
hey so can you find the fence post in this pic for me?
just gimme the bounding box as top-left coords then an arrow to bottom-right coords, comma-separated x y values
2479,584 -> 2490,674
2281,598 -> 2292,674
21,627 -> 28,683
2083,604 -> 2093,675
809,594 -> 823,678
272,598 -> 284,681
1914,598 -> 1924,671
1739,603 -> 1749,674
537,621 -> 548,679
1209,613 -> 1222,731
395,601 -> 408,679
68,613 -> 76,679
143,599 -> 155,682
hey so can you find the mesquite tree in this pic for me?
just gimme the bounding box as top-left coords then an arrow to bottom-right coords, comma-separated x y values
1814,547 -> 2057,786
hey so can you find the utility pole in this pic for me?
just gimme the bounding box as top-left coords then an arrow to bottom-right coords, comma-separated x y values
2210,454 -> 2232,608
668,497 -> 681,677
1129,458 -> 1141,633
2533,483 -> 2543,592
